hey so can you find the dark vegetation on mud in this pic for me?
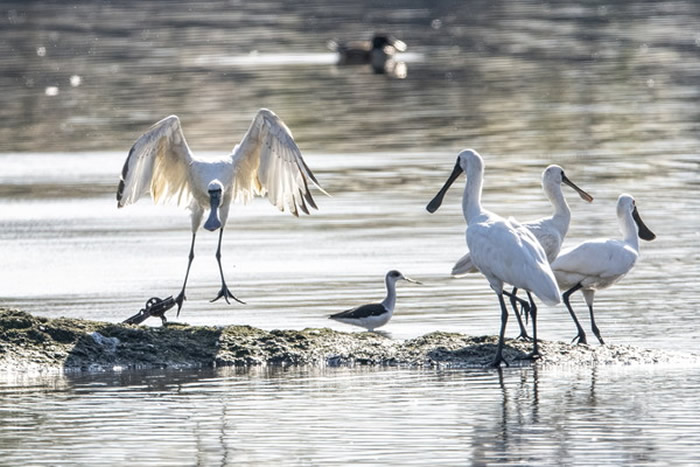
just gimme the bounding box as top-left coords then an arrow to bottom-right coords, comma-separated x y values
0,308 -> 691,373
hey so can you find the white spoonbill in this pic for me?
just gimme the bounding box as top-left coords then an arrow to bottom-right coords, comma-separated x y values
328,270 -> 421,332
551,194 -> 656,345
451,165 -> 593,339
117,108 -> 327,314
426,149 -> 561,367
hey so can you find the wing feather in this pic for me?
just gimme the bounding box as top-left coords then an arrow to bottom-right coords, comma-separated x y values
116,115 -> 194,208
297,188 -> 310,214
230,108 -> 327,215
552,239 -> 637,281
330,303 -> 386,320
451,252 -> 479,276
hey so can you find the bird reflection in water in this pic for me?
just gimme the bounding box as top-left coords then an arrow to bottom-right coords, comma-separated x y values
470,366 -> 603,465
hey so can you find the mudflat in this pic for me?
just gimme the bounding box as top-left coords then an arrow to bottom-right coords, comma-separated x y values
0,308 -> 692,373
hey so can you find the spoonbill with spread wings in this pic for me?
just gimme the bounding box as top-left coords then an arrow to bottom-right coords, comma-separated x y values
117,108 -> 327,315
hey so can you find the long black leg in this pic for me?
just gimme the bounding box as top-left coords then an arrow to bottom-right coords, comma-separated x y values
211,228 -> 246,305
588,304 -> 605,345
506,287 -> 531,340
527,291 -> 540,358
514,291 -> 541,361
502,289 -> 530,317
175,233 -> 196,316
562,283 -> 587,344
490,293 -> 510,368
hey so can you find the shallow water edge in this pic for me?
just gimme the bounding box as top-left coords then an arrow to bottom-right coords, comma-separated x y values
1,308 -> 694,374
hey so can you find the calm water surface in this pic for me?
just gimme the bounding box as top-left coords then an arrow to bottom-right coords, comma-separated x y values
2,366 -> 700,465
1,0 -> 699,465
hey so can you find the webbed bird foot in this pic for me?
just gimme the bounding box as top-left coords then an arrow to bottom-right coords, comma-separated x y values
591,325 -> 606,345
571,332 -> 588,345
211,283 -> 246,305
517,331 -> 533,342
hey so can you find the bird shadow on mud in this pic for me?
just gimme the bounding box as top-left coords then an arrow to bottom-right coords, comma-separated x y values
424,336 -> 534,367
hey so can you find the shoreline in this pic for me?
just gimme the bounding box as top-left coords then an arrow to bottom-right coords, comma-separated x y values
0,308 -> 694,373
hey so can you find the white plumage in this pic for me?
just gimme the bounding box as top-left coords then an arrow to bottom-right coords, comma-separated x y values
452,164 -> 593,271
551,193 -> 656,345
427,149 -> 561,367
117,108 -> 327,314
451,164 -> 592,339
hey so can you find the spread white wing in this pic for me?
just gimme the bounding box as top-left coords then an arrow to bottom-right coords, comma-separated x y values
117,115 -> 194,208
230,108 -> 328,216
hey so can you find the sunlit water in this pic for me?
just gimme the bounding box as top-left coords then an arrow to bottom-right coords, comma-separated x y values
1,0 -> 700,465
1,150 -> 697,352
2,366 -> 700,465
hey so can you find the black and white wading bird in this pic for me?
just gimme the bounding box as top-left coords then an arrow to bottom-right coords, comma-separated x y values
329,270 -> 421,332
551,194 -> 656,345
117,109 -> 327,315
451,165 -> 593,340
426,149 -> 561,367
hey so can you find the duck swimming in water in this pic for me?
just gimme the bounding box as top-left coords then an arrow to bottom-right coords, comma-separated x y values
328,33 -> 407,74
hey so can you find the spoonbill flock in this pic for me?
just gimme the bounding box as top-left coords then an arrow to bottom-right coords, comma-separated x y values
116,112 -> 655,367
451,164 -> 594,340
425,150 -> 654,365
427,150 -> 562,367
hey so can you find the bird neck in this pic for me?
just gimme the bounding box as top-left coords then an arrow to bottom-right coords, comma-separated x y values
381,278 -> 397,312
621,211 -> 641,251
462,168 -> 483,223
546,183 -> 571,235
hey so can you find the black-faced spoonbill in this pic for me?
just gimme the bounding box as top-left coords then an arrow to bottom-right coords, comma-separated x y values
117,108 -> 327,315
551,194 -> 656,345
329,270 -> 421,332
426,149 -> 561,367
451,165 -> 593,339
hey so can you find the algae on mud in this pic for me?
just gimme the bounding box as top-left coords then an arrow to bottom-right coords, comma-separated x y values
0,308 -> 690,372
